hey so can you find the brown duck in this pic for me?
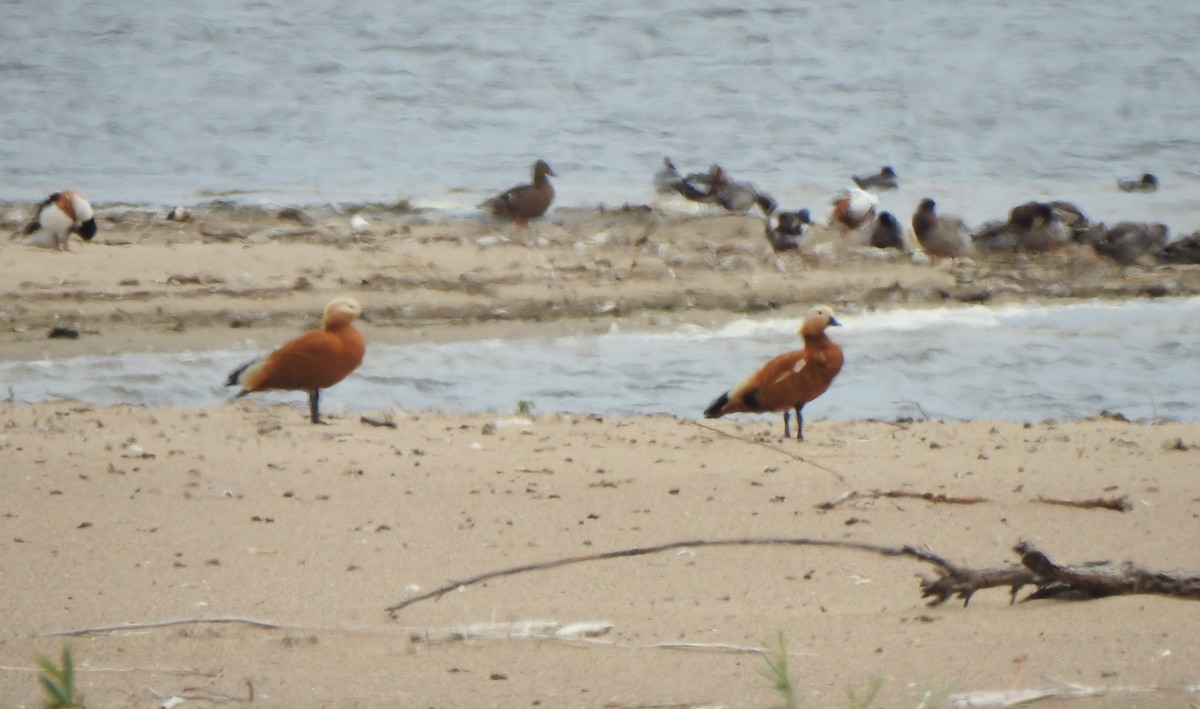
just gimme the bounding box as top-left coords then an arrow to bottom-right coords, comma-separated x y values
225,297 -> 366,424
480,159 -> 556,226
703,306 -> 844,441
912,198 -> 972,262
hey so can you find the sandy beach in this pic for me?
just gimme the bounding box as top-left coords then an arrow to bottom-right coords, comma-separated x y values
2,203 -> 1200,707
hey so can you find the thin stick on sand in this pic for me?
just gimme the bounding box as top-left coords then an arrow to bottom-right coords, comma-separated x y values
387,537 -> 915,616
1032,494 -> 1133,512
687,420 -> 852,487
817,489 -> 988,510
387,539 -> 1200,616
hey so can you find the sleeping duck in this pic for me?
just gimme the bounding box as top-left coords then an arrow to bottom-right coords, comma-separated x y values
1117,173 -> 1158,193
713,180 -> 777,216
869,211 -> 905,250
852,166 -> 899,192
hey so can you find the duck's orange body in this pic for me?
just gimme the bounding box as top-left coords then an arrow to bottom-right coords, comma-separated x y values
830,188 -> 878,230
704,306 -> 844,440
226,297 -> 366,423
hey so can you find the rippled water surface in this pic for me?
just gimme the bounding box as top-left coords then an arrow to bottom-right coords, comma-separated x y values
4,1 -> 1200,230
4,299 -> 1198,424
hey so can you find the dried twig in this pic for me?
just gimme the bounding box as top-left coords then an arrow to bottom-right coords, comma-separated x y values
687,420 -> 851,487
817,489 -> 988,510
37,616 -> 287,637
360,415 -> 397,429
177,679 -> 254,705
35,616 -> 412,638
1033,495 -> 1133,512
894,400 -> 930,420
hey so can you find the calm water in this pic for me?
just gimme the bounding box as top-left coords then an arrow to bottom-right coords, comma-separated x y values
3,1 -> 1200,231
3,299 -> 1198,423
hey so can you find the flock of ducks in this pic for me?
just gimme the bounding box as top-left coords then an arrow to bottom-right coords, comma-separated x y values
652,159 -> 1198,267
11,162 -> 1195,267
5,161 -> 1191,435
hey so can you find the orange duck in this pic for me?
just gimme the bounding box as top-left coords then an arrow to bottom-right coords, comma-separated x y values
225,297 -> 366,424
479,159 -> 556,226
703,306 -> 844,440
829,187 -> 879,229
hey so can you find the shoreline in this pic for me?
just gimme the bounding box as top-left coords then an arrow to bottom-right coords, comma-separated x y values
4,201 -> 1198,364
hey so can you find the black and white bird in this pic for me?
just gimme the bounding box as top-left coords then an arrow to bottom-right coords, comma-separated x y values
21,191 -> 97,251
765,209 -> 812,252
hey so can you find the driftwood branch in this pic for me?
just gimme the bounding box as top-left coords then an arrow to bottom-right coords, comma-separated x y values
1016,542 -> 1200,600
388,538 -> 1200,617
919,541 -> 1200,606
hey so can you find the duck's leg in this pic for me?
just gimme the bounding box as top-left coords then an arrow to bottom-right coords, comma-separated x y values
793,404 -> 806,442
308,389 -> 323,424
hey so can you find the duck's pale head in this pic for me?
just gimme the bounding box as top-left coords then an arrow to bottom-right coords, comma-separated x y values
324,297 -> 363,327
799,305 -> 841,337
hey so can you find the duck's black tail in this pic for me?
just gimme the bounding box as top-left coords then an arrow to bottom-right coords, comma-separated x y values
225,359 -> 256,389
703,392 -> 730,419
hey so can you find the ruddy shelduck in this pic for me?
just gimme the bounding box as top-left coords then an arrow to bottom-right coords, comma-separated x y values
225,297 -> 366,424
830,187 -> 879,229
704,306 -> 844,441
22,191 -> 98,251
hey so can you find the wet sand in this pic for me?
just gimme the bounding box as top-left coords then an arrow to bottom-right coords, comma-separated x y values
2,202 -> 1199,707
3,200 -> 1197,361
